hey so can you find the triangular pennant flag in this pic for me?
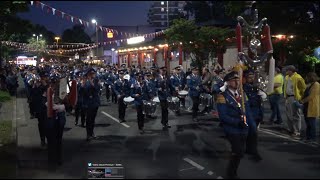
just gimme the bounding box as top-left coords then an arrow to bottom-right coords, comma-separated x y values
99,26 -> 102,31
121,32 -> 123,36
30,1 -> 33,6
79,19 -> 82,24
115,30 -> 118,35
61,12 -> 65,19
52,8 -> 56,15
86,21 -> 89,27
71,16 -> 74,22
47,6 -> 51,13
41,3 -> 45,10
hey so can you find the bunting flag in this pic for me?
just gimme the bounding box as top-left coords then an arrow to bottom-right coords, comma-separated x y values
30,1 -> 167,43
30,1 -> 33,6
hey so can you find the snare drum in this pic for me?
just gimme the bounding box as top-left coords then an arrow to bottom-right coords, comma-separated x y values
152,96 -> 160,103
167,97 -> 180,112
199,93 -> 213,111
178,90 -> 188,98
123,96 -> 134,105
143,100 -> 157,115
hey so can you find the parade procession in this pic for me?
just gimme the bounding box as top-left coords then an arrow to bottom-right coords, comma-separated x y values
1,1 -> 320,179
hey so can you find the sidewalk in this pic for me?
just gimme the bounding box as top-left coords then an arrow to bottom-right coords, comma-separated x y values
0,89 -> 17,178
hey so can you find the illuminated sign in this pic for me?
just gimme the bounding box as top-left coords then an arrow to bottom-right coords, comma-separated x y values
107,31 -> 113,38
127,36 -> 145,45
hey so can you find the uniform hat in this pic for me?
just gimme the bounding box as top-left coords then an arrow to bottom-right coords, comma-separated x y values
145,71 -> 151,76
118,70 -> 124,74
160,66 -> 167,70
85,68 -> 96,75
174,66 -> 181,70
243,68 -> 255,77
224,71 -> 240,82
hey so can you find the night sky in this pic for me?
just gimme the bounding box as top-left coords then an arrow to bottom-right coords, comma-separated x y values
17,1 -> 153,36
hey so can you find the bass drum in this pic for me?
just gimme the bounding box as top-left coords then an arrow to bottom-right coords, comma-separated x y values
123,96 -> 134,105
167,97 -> 180,112
143,100 -> 157,115
199,93 -> 213,112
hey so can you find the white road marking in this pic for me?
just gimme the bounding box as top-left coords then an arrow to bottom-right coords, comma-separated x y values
259,128 -> 319,147
179,167 -> 196,172
183,158 -> 205,170
101,111 -> 130,128
207,171 -> 214,175
217,176 -> 223,179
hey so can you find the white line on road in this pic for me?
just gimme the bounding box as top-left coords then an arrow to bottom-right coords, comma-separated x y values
207,171 -> 214,175
179,167 -> 196,172
217,176 -> 223,179
183,158 -> 205,170
259,128 -> 319,147
101,111 -> 130,128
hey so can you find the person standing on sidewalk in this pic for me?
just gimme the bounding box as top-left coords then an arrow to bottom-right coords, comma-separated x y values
299,72 -> 320,143
268,67 -> 284,124
283,65 -> 306,139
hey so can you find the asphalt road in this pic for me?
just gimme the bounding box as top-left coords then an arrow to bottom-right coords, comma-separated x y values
16,88 -> 320,179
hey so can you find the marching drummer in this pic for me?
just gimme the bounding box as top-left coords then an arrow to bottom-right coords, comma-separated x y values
157,66 -> 171,130
131,72 -> 148,134
114,70 -> 131,123
170,66 -> 183,116
144,71 -> 157,119
186,67 -> 203,122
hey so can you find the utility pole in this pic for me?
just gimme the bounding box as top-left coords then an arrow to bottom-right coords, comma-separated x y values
167,1 -> 169,28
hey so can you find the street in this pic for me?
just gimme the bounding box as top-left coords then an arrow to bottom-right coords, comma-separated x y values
15,82 -> 320,179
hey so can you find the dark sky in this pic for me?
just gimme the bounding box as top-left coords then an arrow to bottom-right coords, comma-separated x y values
17,1 -> 153,36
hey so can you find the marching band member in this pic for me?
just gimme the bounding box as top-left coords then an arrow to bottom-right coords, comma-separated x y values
243,69 -> 263,162
170,66 -> 183,116
131,72 -> 148,134
110,67 -> 118,104
83,68 -> 101,141
186,67 -> 203,122
157,66 -> 171,130
74,71 -> 87,127
144,71 -> 157,119
201,67 -> 213,114
216,70 -> 256,179
114,70 -> 131,123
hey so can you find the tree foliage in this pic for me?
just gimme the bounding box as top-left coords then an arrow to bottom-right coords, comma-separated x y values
165,19 -> 232,70
61,25 -> 92,44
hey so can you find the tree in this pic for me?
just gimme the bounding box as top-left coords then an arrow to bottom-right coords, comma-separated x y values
184,1 -> 230,23
61,25 -> 92,44
165,19 -> 232,71
0,1 -> 30,65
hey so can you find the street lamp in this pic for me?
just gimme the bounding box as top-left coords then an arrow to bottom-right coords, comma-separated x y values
54,37 -> 60,44
33,34 -> 42,43
92,19 -> 98,59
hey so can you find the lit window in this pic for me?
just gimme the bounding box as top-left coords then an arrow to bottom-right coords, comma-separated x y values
161,8 -> 164,12
161,1 -> 164,5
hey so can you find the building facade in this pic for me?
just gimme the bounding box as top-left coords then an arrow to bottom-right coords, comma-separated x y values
147,1 -> 187,27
